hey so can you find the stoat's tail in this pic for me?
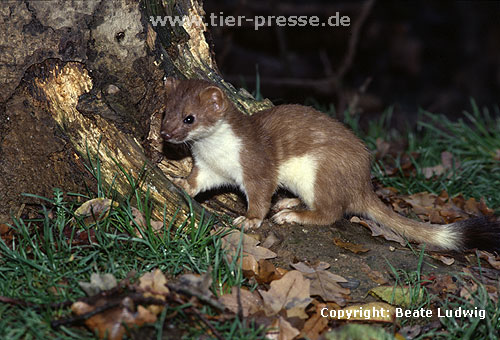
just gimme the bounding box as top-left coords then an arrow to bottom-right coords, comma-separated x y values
359,193 -> 500,252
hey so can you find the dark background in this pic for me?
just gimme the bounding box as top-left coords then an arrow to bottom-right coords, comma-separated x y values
204,0 -> 500,125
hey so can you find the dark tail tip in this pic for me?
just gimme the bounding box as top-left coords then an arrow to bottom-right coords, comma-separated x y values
455,217 -> 500,253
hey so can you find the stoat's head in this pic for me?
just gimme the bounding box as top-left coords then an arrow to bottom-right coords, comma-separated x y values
160,78 -> 228,144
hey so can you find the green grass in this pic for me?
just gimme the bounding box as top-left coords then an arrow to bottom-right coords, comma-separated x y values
0,153 -> 264,339
428,274 -> 500,339
384,248 -> 499,339
385,247 -> 432,310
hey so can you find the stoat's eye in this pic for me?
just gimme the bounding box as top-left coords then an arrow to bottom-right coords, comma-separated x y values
183,115 -> 195,124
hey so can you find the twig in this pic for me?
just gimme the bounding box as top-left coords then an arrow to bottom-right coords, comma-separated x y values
0,296 -> 33,307
346,77 -> 372,115
167,282 -> 226,311
51,294 -> 167,328
236,285 -> 244,322
183,297 -> 224,340
335,0 -> 375,82
51,300 -> 121,328
0,295 -> 74,311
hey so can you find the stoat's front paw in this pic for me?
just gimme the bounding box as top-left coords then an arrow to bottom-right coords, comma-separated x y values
272,209 -> 299,224
272,198 -> 301,212
233,216 -> 263,230
172,178 -> 197,196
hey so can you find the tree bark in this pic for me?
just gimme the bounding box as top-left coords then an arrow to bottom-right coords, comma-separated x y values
0,0 -> 270,224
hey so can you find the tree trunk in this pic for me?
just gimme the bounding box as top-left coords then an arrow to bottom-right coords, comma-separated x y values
0,0 -> 271,225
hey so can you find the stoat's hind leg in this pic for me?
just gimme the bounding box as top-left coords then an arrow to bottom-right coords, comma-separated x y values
272,198 -> 301,212
272,206 -> 342,226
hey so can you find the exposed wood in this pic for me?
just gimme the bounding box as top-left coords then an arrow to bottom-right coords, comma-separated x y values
24,59 -> 193,223
0,0 -> 271,225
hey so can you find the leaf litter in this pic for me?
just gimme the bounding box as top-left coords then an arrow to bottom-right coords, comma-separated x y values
11,184 -> 499,339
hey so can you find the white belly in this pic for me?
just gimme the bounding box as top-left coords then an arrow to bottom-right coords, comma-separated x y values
277,154 -> 317,207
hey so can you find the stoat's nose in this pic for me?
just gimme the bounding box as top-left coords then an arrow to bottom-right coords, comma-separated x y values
161,131 -> 172,140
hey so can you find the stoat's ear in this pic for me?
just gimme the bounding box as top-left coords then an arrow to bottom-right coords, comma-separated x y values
199,86 -> 226,112
163,77 -> 179,92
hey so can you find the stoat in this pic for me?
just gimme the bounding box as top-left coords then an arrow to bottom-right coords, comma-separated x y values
160,78 -> 500,252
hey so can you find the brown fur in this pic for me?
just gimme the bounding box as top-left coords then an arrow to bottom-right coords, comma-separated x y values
160,78 -> 500,252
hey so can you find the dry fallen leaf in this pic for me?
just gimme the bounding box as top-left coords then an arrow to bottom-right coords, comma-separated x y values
430,254 -> 455,266
71,297 -> 156,340
421,164 -> 445,179
369,286 -> 426,308
400,192 -> 436,216
79,273 -> 118,297
139,269 -> 169,296
459,280 -> 478,301
360,263 -> 389,285
300,302 -> 329,340
439,206 -> 464,223
333,237 -> 370,254
177,270 -> 214,300
266,316 -> 300,340
428,210 -> 445,224
291,261 -> 331,274
427,274 -> 458,297
219,287 -> 263,317
351,216 -> 406,246
485,284 -> 498,303
219,227 -> 277,261
477,198 -> 495,216
380,152 -> 418,176
138,269 -> 169,315
255,259 -> 284,284
0,223 -> 13,243
463,197 -> 480,215
218,227 -> 276,276
75,198 -> 118,226
261,232 -> 280,248
259,270 -> 312,319
421,151 -> 459,179
441,151 -> 459,169
291,262 -> 350,306
375,138 -> 391,159
398,325 -> 422,339
477,250 -> 500,270
48,279 -> 69,297
130,207 -> 164,236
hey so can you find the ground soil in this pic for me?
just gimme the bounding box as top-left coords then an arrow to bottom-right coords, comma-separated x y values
245,208 -> 465,301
